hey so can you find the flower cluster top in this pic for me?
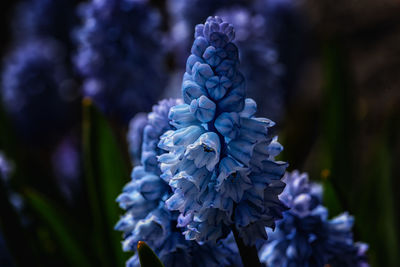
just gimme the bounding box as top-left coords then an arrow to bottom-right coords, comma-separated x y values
158,16 -> 288,246
116,99 -> 240,267
259,171 -> 369,266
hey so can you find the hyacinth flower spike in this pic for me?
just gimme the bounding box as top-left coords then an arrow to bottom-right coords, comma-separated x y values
116,99 -> 241,267
259,171 -> 369,266
158,16 -> 288,267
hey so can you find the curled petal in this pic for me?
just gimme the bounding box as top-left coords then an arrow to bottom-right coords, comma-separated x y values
194,24 -> 204,39
239,117 -> 271,143
185,132 -> 220,171
191,37 -> 208,57
189,95 -> 216,123
192,62 -> 214,87
131,210 -> 169,248
158,151 -> 183,180
267,136 -> 284,159
185,54 -> 203,75
168,104 -> 200,128
206,75 -> 231,101
117,191 -> 158,218
177,213 -> 193,228
227,138 -> 255,165
115,213 -> 135,232
141,150 -> 158,172
218,73 -> 245,112
171,166 -> 210,192
239,98 -> 257,118
135,173 -> 168,200
214,112 -> 240,139
202,46 -> 226,67
292,193 -> 313,218
182,78 -> 207,104
217,157 -> 252,203
215,59 -> 236,78
160,125 -> 205,149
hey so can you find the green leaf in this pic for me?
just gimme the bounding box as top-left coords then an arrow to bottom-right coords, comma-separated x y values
24,189 -> 91,266
82,98 -> 130,266
137,241 -> 164,267
321,173 -> 342,217
319,41 -> 399,266
356,134 -> 399,266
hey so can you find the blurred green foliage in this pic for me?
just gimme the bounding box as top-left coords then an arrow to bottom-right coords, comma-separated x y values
281,40 -> 400,267
82,98 -> 130,267
0,99 -> 131,266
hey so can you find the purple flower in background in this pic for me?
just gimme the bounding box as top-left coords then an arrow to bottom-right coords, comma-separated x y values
0,152 -> 12,182
1,0 -> 79,144
1,39 -> 78,144
52,136 -> 81,202
259,171 -> 369,266
74,0 -> 167,123
11,0 -> 77,46
116,99 -> 241,266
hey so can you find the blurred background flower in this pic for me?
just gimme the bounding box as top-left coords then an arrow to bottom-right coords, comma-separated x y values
2,38 -> 78,144
259,171 -> 369,266
74,0 -> 167,124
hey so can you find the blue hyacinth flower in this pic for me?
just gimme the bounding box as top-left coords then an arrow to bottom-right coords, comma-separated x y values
158,16 -> 288,246
259,171 -> 369,267
117,99 -> 241,267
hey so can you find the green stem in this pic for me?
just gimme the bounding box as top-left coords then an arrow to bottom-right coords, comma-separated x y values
232,226 -> 262,267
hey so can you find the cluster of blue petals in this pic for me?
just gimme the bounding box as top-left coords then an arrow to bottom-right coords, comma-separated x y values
116,99 -> 240,267
74,0 -> 167,123
259,171 -> 369,267
158,16 -> 288,246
